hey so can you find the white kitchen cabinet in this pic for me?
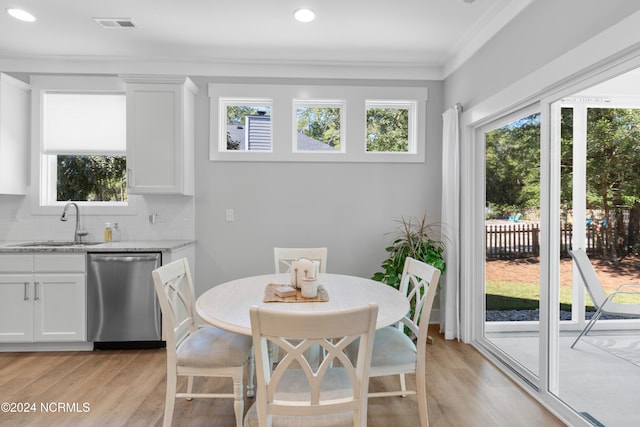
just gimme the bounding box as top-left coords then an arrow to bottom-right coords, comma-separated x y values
122,75 -> 197,195
0,273 -> 34,341
0,73 -> 30,195
0,254 -> 86,343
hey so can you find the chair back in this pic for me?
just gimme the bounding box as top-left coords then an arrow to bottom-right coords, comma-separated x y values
152,258 -> 198,352
274,247 -> 328,274
249,303 -> 378,426
569,249 -> 608,308
397,257 -> 440,371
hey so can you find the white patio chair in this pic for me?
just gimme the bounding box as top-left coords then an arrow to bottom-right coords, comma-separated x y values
152,258 -> 253,427
244,303 -> 378,427
569,249 -> 640,348
348,256 -> 440,427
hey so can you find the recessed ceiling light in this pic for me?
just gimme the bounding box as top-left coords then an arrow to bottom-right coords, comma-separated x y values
293,8 -> 315,23
6,8 -> 36,22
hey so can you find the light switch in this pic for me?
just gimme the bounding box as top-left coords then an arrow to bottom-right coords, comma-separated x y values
225,209 -> 234,222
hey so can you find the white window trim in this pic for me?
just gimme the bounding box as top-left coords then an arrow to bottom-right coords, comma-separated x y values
30,75 -> 137,216
292,99 -> 346,154
219,97 -> 273,153
209,82 -> 427,163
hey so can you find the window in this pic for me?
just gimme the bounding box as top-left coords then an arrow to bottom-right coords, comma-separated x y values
219,98 -> 272,152
209,83 -> 428,162
41,92 -> 127,204
31,75 -> 133,214
293,100 -> 345,152
365,100 -> 416,153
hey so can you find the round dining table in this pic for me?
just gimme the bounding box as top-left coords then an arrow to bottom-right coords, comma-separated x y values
195,273 -> 410,336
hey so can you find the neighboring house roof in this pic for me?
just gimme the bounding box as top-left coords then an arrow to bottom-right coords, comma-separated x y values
295,131 -> 337,151
226,115 -> 335,151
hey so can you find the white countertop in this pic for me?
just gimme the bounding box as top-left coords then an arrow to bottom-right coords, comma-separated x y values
0,240 -> 196,253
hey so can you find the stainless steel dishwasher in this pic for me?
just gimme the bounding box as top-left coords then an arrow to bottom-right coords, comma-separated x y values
87,252 -> 163,349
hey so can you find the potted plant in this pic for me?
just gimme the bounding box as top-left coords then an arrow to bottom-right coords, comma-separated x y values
372,215 -> 446,289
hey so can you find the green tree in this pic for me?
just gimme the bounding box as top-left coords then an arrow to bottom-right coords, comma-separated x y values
485,113 -> 540,217
57,155 -> 127,202
227,106 -> 262,124
586,108 -> 640,258
296,107 -> 341,148
560,108 -> 575,222
366,108 -> 408,152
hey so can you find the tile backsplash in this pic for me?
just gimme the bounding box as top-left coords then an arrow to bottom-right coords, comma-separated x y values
0,194 -> 195,242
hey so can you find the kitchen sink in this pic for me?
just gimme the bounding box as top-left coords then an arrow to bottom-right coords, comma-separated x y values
9,241 -> 104,247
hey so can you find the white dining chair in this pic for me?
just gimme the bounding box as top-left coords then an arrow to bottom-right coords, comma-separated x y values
273,247 -> 327,274
152,258 -> 253,427
272,247 -> 329,364
244,303 -> 378,427
348,257 -> 440,427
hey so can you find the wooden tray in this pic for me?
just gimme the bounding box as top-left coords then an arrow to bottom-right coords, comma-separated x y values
263,283 -> 329,303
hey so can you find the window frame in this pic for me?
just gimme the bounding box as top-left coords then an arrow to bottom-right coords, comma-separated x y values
365,99 -> 417,154
30,75 -> 136,216
209,82 -> 427,163
292,99 -> 346,154
219,97 -> 274,152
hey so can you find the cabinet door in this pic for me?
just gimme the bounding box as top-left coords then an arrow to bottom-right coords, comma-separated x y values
126,83 -> 185,194
33,274 -> 86,342
0,275 -> 33,342
0,73 -> 30,195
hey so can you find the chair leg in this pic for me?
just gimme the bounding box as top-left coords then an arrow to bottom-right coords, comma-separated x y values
163,373 -> 177,427
232,371 -> 244,427
570,307 -> 604,348
186,375 -> 194,401
247,346 -> 255,398
416,372 -> 429,427
400,373 -> 407,397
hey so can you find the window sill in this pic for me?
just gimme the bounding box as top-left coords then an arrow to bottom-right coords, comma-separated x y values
30,198 -> 138,216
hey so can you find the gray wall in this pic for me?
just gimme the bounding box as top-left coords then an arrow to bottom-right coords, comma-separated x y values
444,0 -> 640,110
192,77 -> 444,293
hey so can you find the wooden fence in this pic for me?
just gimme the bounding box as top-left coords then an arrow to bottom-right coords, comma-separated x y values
486,223 -> 608,260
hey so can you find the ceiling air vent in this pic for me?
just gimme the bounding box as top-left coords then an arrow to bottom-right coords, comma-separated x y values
94,18 -> 136,29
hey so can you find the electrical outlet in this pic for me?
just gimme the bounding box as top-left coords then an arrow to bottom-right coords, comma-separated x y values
225,209 -> 234,222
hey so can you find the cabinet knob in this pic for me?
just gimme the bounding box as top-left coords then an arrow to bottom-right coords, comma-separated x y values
23,282 -> 30,301
34,281 -> 40,301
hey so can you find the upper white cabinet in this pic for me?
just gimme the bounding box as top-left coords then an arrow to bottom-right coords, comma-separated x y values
122,75 -> 198,195
0,73 -> 30,195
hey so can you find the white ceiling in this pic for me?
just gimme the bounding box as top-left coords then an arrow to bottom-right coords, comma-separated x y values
0,0 -> 531,78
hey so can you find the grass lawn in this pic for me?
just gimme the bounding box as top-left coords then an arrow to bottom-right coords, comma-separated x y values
486,281 -> 587,311
486,256 -> 640,311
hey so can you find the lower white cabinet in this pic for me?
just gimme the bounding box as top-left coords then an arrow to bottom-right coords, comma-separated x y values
0,254 -> 86,343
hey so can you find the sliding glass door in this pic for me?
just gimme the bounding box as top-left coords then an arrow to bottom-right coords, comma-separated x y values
552,97 -> 640,426
483,108 -> 541,380
472,68 -> 640,426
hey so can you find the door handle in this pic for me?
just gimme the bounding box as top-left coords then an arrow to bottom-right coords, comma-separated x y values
24,282 -> 30,301
34,281 -> 40,301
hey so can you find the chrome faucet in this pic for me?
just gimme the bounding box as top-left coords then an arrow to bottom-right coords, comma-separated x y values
60,202 -> 88,243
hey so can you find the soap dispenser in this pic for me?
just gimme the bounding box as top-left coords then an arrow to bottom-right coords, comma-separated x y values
104,222 -> 113,242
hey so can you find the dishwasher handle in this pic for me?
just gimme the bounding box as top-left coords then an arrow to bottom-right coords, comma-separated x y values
90,255 -> 160,263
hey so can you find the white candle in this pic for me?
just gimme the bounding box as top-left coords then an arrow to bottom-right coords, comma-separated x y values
301,277 -> 318,298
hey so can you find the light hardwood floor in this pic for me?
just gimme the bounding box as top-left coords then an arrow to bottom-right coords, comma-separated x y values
0,326 -> 564,427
